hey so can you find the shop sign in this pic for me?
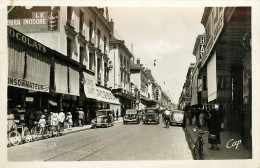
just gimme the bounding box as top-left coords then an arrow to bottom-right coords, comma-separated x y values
83,72 -> 96,99
96,88 -> 117,101
8,7 -> 59,33
8,76 -> 49,92
199,36 -> 205,58
8,27 -> 50,54
202,10 -> 224,67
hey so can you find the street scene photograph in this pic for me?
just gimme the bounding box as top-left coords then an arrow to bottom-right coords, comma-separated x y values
5,5 -> 254,163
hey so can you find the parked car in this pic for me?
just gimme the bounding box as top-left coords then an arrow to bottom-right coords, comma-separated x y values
169,110 -> 186,127
91,109 -> 114,128
123,109 -> 140,124
143,107 -> 160,124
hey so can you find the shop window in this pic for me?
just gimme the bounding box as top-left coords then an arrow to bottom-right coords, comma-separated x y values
67,38 -> 72,58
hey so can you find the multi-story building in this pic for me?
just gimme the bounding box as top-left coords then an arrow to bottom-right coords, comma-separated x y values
130,58 -> 149,111
108,36 -> 136,116
200,7 -> 251,150
178,63 -> 195,111
191,34 -> 206,107
8,6 -> 120,124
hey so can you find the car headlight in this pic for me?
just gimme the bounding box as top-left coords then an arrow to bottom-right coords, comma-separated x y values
125,116 -> 128,119
132,115 -> 135,118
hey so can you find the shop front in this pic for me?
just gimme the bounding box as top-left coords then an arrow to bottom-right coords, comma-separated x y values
8,26 -> 51,128
96,86 -> 121,116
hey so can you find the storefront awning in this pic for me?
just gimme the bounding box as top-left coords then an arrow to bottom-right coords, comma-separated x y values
96,86 -> 120,105
207,51 -> 217,102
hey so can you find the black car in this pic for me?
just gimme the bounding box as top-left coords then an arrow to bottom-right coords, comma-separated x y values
123,109 -> 140,124
143,107 -> 160,124
169,110 -> 186,127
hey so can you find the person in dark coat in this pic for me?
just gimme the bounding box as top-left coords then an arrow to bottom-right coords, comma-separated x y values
207,105 -> 222,150
194,107 -> 201,129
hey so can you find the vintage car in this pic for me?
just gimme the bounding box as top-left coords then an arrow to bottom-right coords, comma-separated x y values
123,109 -> 140,124
169,110 -> 186,127
143,107 -> 160,124
91,109 -> 114,128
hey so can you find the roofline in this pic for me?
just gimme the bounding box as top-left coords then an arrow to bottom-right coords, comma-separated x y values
201,7 -> 212,26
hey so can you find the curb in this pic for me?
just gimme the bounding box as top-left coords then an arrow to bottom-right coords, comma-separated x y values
65,121 -> 123,134
64,126 -> 92,135
183,127 -> 197,160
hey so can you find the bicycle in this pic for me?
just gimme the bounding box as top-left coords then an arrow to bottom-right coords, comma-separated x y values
164,118 -> 170,128
193,129 -> 207,160
8,120 -> 32,146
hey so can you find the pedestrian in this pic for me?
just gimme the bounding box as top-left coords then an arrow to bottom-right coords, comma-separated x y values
187,107 -> 193,125
7,109 -> 15,133
58,109 -> 65,131
78,108 -> 84,127
116,109 -> 119,121
194,107 -> 201,129
73,108 -> 79,127
207,105 -> 222,150
66,112 -> 73,128
199,109 -> 205,129
38,115 -> 46,135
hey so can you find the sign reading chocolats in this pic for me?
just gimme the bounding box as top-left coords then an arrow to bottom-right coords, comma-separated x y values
8,77 -> 49,92
8,27 -> 50,54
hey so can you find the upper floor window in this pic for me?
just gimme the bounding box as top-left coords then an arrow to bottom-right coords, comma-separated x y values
97,29 -> 101,48
104,36 -> 107,54
89,52 -> 95,71
79,10 -> 84,34
67,7 -> 72,24
120,54 -> 123,66
67,38 -> 72,58
203,75 -> 207,90
80,46 -> 84,64
89,21 -> 93,41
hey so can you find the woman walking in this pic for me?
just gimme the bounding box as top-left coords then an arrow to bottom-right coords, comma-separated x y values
207,105 -> 222,150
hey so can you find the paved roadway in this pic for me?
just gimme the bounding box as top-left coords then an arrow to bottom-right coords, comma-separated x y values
8,117 -> 192,161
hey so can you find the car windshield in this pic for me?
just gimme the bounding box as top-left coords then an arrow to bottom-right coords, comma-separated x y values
96,111 -> 107,116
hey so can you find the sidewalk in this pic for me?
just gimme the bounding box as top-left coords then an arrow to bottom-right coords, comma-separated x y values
184,121 -> 252,160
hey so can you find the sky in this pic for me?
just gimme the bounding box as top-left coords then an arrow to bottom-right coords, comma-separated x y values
108,7 -> 205,104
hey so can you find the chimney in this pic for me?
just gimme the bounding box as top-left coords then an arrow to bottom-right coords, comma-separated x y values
105,7 -> 109,21
136,58 -> 140,65
109,19 -> 114,35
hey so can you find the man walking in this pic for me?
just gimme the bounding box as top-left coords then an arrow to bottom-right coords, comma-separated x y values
116,109 -> 119,121
58,109 -> 65,131
78,108 -> 84,127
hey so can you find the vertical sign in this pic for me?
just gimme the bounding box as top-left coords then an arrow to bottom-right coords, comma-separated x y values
199,36 -> 205,59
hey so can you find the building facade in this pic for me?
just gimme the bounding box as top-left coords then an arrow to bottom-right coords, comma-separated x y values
108,36 -> 135,116
8,6 -> 120,124
200,7 -> 251,149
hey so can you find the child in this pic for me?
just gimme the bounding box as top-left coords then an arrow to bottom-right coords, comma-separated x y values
38,115 -> 46,134
66,112 -> 73,128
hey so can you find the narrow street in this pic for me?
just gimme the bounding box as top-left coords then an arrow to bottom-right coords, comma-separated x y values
8,117 -> 192,161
